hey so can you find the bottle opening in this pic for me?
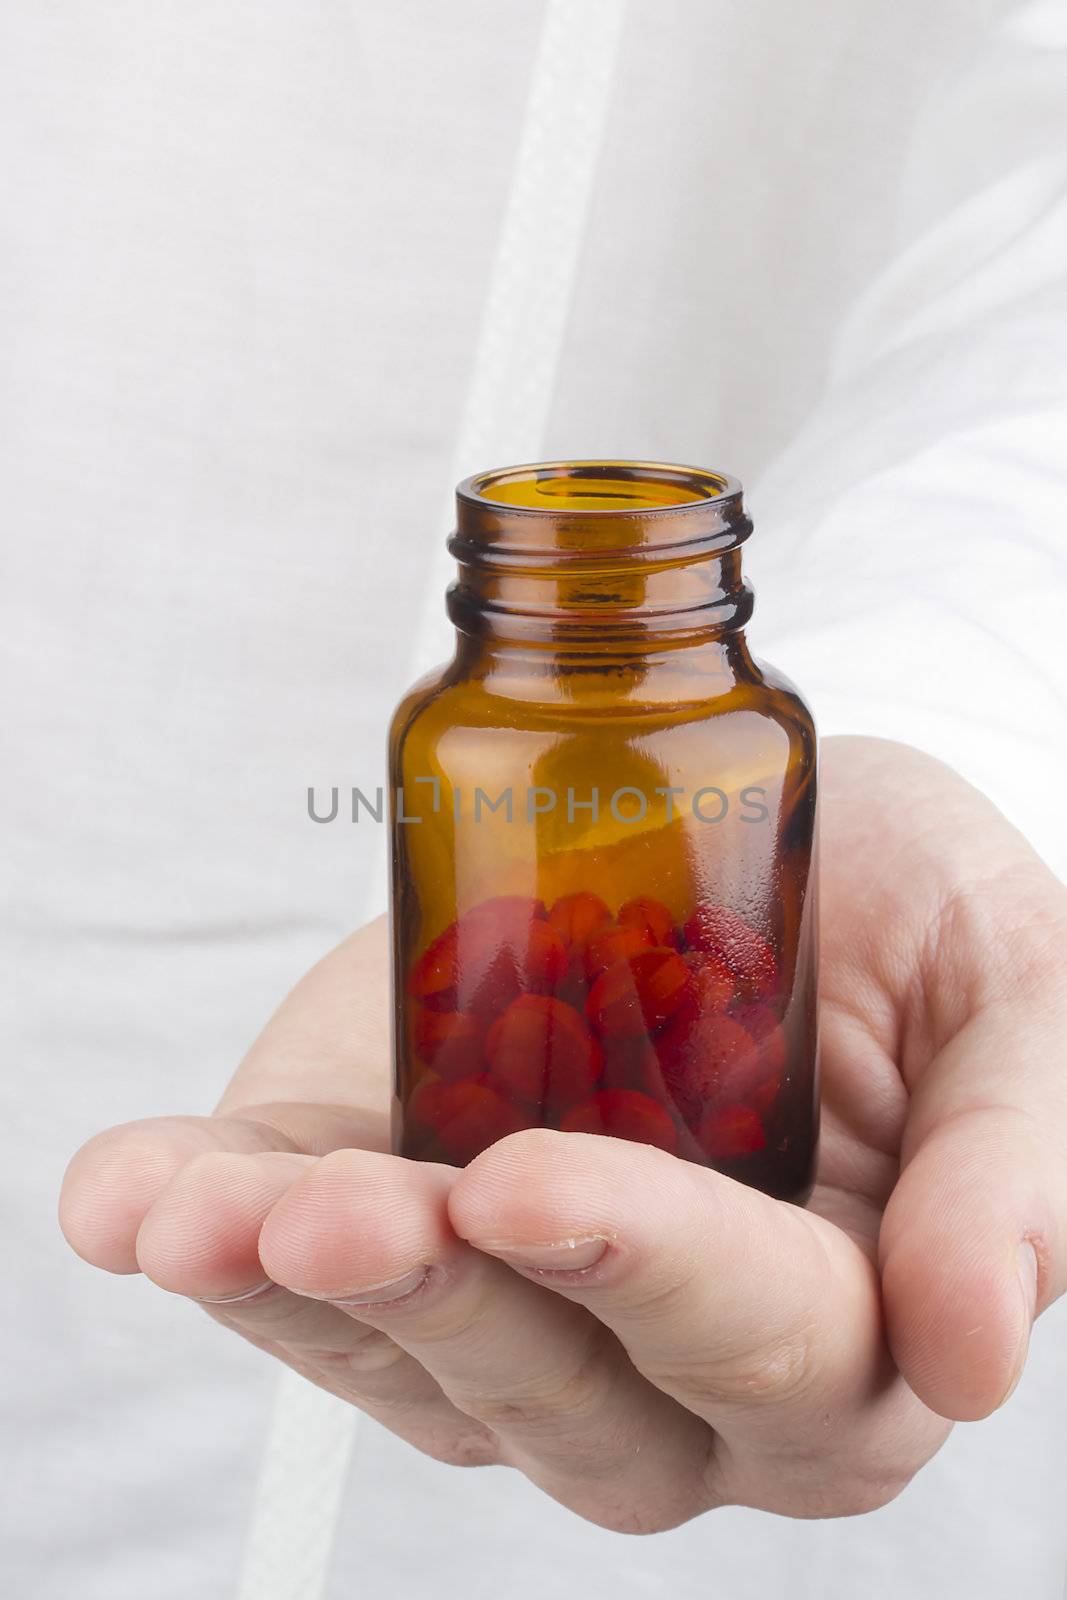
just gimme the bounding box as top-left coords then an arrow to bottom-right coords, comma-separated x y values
463,460 -> 733,516
448,460 -> 754,645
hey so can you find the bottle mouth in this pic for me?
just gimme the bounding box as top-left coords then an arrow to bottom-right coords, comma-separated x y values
459,460 -> 738,516
453,460 -> 750,570
448,460 -> 753,646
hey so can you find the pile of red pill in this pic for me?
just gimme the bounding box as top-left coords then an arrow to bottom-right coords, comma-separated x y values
406,892 -> 787,1167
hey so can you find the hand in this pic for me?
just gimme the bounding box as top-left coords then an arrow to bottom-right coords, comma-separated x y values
59,737 -> 1067,1531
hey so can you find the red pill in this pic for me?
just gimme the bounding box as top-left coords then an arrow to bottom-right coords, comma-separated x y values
560,922 -> 649,1013
407,1070 -> 445,1127
409,921 -> 461,1011
561,1087 -> 678,1154
708,1003 -> 785,1107
486,994 -> 602,1113
548,892 -> 612,946
600,1033 -> 666,1097
681,949 -> 736,1016
658,1013 -> 757,1127
698,1102 -> 766,1160
655,953 -> 737,1084
617,896 -> 678,949
683,904 -> 777,1002
749,1071 -> 781,1116
414,1009 -> 486,1082
409,1075 -> 532,1165
731,1002 -> 787,1076
575,922 -> 656,983
512,918 -> 570,999
586,948 -> 690,1039
409,898 -> 567,1016
554,961 -> 590,1013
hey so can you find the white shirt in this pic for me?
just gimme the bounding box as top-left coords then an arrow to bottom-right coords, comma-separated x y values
4,3 -> 1066,1596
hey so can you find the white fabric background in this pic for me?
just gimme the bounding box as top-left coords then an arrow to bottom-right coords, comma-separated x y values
3,2 -> 1066,1596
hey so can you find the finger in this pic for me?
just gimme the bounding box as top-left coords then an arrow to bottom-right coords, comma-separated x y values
821,743 -> 1067,1421
59,1102 -> 383,1274
881,987 -> 1067,1420
259,1148 -> 717,1532
135,1148 -> 499,1467
451,1130 -> 945,1516
137,1151 -> 336,1317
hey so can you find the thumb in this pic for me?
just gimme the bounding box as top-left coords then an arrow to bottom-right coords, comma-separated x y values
880,1002 -> 1066,1421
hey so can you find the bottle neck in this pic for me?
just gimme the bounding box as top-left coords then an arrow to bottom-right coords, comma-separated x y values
451,627 -> 758,711
445,460 -> 754,654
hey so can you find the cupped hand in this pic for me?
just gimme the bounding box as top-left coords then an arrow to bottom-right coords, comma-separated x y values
59,737 -> 1067,1531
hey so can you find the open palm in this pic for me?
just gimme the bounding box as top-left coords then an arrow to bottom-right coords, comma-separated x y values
60,737 -> 1066,1530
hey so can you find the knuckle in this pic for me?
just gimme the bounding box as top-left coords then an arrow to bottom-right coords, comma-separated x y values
421,1435 -> 501,1469
797,1465 -> 914,1519
733,1443 -> 918,1520
343,1330 -> 411,1380
300,1353 -> 500,1469
730,1328 -> 822,1406
534,1456 -> 721,1536
836,1470 -> 912,1516
660,1323 -> 823,1412
621,1270 -> 697,1325
582,1503 -> 689,1536
300,1327 -> 405,1380
453,1336 -> 608,1436
586,1483 -> 719,1536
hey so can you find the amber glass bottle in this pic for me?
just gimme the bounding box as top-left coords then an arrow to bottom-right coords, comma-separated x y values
389,461 -> 818,1203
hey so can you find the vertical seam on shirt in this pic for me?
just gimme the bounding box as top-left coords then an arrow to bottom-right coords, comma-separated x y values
233,4 -> 625,1597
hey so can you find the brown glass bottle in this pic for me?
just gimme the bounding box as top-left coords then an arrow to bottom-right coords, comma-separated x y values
389,462 -> 818,1203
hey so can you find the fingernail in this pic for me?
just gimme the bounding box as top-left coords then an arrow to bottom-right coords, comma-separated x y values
332,1267 -> 429,1307
999,1242 -> 1040,1407
489,1237 -> 609,1274
199,1281 -> 274,1305
1017,1241 -> 1038,1322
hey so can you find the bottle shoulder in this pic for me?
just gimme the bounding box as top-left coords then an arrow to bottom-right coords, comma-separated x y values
388,659 -> 455,749
747,655 -> 818,738
389,651 -> 816,780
